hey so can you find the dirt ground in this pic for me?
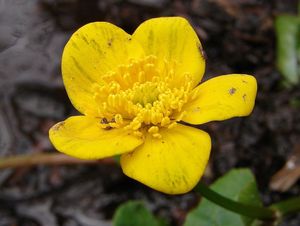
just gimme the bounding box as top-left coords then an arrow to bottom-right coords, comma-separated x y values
0,0 -> 299,225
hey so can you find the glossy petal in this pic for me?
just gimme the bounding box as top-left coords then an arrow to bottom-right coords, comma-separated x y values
132,17 -> 205,88
182,74 -> 257,125
121,124 -> 211,194
49,116 -> 144,159
62,22 -> 144,115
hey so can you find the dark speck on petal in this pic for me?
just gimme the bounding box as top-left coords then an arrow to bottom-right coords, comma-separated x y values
107,38 -> 113,46
198,44 -> 207,61
229,87 -> 237,95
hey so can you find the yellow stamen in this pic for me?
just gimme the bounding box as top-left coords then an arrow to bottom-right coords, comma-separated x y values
148,126 -> 159,134
92,55 -> 192,138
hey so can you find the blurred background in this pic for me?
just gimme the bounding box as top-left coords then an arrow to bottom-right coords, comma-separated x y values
0,0 -> 299,225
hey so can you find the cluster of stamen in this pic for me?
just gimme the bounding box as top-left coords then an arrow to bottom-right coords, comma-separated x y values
92,55 -> 192,138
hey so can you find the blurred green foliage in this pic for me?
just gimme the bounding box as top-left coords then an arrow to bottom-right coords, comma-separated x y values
276,14 -> 300,87
113,201 -> 167,226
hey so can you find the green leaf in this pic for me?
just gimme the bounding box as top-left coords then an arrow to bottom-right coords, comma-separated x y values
113,201 -> 162,226
276,15 -> 300,86
184,169 -> 262,226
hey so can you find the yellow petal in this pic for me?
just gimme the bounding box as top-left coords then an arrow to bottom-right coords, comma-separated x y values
132,17 -> 205,87
182,74 -> 257,125
62,22 -> 144,115
49,116 -> 144,159
121,124 -> 211,194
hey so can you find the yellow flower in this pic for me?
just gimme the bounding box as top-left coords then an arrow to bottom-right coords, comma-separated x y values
49,17 -> 257,194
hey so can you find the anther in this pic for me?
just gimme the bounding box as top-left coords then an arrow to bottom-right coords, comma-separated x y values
148,126 -> 159,134
161,117 -> 171,127
133,131 -> 144,138
168,122 -> 177,129
114,114 -> 123,124
152,133 -> 162,139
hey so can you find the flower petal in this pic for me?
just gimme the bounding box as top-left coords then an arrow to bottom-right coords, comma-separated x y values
120,124 -> 211,194
62,22 -> 144,116
182,74 -> 257,125
49,116 -> 144,159
132,17 -> 205,87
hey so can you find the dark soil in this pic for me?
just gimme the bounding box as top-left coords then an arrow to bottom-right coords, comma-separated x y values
0,0 -> 299,225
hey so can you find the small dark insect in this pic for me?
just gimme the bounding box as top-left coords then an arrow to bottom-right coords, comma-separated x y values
100,117 -> 113,130
101,118 -> 109,124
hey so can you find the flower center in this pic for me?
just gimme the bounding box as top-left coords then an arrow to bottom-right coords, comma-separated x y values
92,55 -> 192,138
132,82 -> 160,106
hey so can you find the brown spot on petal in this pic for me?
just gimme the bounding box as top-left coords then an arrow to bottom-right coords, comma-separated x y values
198,44 -> 207,61
229,87 -> 237,95
107,38 -> 113,46
81,35 -> 89,45
193,106 -> 201,112
52,122 -> 65,131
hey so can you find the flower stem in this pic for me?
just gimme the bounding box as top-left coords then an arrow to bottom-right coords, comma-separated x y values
0,153 -> 114,169
271,196 -> 300,217
195,182 -> 276,221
